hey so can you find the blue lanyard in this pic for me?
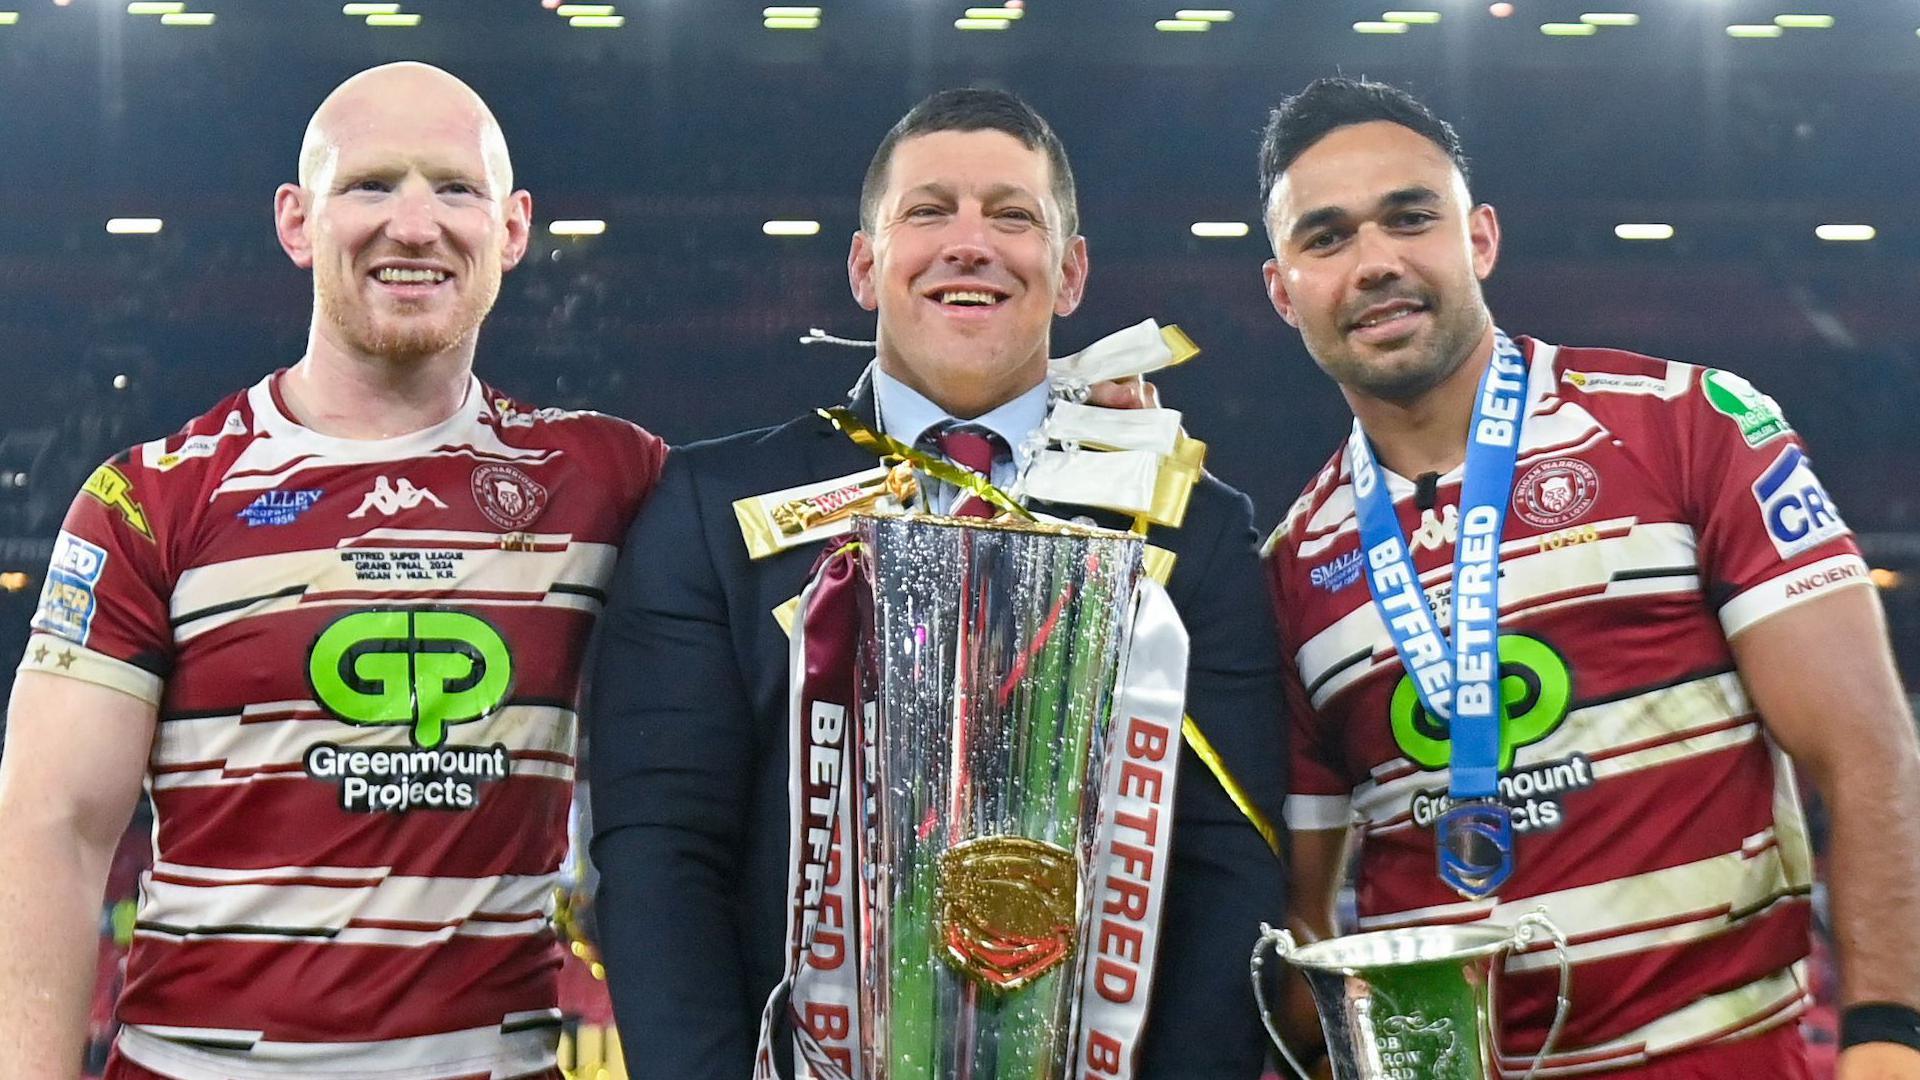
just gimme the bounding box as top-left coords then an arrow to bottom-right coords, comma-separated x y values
1349,330 -> 1530,897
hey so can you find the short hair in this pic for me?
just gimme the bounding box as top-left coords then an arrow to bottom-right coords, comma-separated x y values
859,87 -> 1079,238
1258,77 -> 1470,210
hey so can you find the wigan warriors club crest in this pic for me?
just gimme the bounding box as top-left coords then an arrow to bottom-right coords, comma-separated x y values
470,464 -> 549,530
1513,458 -> 1600,529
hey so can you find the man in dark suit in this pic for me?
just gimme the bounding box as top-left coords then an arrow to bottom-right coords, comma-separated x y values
587,88 -> 1287,1078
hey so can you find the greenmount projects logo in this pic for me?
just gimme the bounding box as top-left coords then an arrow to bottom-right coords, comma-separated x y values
1389,634 -> 1594,833
304,608 -> 517,812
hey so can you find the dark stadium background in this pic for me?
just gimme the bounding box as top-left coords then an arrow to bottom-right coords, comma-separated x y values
0,1 -> 1913,1075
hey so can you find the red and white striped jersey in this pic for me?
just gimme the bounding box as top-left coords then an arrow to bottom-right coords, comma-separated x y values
20,371 -> 664,1079
1263,338 -> 1867,1076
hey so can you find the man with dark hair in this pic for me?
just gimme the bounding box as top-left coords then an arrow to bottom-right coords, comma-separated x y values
858,87 -> 1080,238
1259,76 -> 1920,1078
589,86 -> 1288,1077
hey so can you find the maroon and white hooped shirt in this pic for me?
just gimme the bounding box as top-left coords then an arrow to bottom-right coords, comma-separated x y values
22,371 -> 664,1079
1264,338 -> 1865,1075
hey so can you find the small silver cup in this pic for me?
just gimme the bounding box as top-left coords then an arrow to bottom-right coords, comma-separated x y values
1251,911 -> 1571,1080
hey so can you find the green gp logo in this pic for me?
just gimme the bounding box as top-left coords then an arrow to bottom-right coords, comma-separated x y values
1390,634 -> 1572,772
308,610 -> 513,749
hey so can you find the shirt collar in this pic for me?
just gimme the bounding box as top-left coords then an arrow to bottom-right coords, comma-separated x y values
869,363 -> 1051,469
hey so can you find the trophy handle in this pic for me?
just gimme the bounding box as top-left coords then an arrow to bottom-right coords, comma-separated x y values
1492,908 -> 1572,1080
1250,923 -> 1319,1080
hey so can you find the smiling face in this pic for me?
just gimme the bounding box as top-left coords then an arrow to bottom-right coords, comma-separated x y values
1263,120 -> 1499,405
849,129 -> 1087,419
275,64 -> 531,366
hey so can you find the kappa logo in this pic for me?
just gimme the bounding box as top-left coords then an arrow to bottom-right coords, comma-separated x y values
349,476 -> 447,519
1409,504 -> 1458,553
471,464 -> 548,531
1752,445 -> 1848,559
1513,458 -> 1600,529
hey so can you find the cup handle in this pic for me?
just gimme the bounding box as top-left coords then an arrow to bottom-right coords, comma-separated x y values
1492,908 -> 1572,1080
1250,923 -> 1319,1080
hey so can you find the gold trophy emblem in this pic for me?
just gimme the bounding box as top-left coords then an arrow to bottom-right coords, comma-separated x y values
935,835 -> 1080,991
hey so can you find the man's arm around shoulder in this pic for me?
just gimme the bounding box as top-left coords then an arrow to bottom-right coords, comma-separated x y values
0,670 -> 156,1079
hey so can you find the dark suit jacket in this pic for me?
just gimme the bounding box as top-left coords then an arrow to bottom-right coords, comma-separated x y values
588,393 -> 1287,1078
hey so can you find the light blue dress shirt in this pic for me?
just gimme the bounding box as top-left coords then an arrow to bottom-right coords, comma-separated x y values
870,363 -> 1051,514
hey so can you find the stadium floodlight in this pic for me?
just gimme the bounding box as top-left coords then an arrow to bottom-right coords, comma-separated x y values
955,17 -> 1009,29
1156,18 -> 1209,31
1383,11 -> 1442,25
1774,14 -> 1834,29
1614,223 -> 1675,241
1353,21 -> 1409,34
0,572 -> 29,593
1579,13 -> 1638,27
764,16 -> 820,28
367,12 -> 421,25
1871,568 -> 1904,589
107,218 -> 165,234
1816,224 -> 1875,242
342,2 -> 400,13
569,14 -> 624,27
1540,22 -> 1597,36
548,220 -> 608,237
0,11 -> 18,24
160,11 -> 213,24
1725,24 -> 1783,38
1190,222 -> 1251,238
763,5 -> 822,15
763,220 -> 822,236
1173,9 -> 1233,21
555,3 -> 615,14
127,2 -> 185,14
966,7 -> 1025,19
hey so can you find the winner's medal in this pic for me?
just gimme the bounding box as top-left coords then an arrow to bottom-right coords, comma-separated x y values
1350,330 -> 1531,900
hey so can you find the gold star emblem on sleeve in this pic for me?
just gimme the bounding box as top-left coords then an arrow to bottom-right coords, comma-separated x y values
31,643 -> 48,664
55,649 -> 76,670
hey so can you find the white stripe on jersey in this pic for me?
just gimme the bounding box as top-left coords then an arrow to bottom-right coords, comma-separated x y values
1355,830 -> 1812,969
152,703 -> 577,791
1499,964 -> 1807,1077
1720,552 -> 1873,639
1296,520 -> 1700,711
136,867 -> 553,945
170,536 -> 617,643
117,1010 -> 560,1080
1351,672 -> 1756,826
1283,793 -> 1353,831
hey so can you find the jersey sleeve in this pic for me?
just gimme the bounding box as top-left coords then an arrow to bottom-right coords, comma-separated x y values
1267,546 -> 1354,832
17,458 -> 174,704
1681,367 -> 1869,639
